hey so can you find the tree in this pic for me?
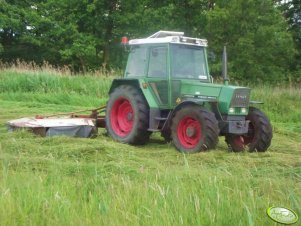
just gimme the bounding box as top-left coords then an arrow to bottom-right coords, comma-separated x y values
0,0 -> 298,83
276,0 -> 301,81
0,0 -> 54,63
205,0 -> 296,83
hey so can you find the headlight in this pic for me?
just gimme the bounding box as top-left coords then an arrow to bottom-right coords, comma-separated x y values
229,108 -> 235,113
241,108 -> 247,113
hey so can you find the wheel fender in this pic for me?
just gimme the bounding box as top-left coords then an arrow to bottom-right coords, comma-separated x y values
173,101 -> 200,116
109,79 -> 158,109
173,98 -> 219,115
109,79 -> 140,94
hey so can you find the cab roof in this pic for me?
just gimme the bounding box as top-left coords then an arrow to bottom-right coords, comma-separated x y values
128,30 -> 208,47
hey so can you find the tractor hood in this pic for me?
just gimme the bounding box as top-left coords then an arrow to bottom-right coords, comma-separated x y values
180,80 -> 251,114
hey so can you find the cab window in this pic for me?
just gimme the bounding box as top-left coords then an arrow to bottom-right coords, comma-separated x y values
147,46 -> 167,77
171,44 -> 208,80
126,45 -> 147,77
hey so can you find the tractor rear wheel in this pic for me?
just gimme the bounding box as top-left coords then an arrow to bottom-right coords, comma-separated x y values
171,105 -> 219,153
225,107 -> 272,152
106,85 -> 151,144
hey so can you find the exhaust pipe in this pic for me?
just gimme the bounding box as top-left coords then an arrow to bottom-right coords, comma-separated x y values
222,46 -> 229,85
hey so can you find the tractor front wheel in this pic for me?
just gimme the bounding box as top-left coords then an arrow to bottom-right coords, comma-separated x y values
225,107 -> 272,152
161,128 -> 172,143
106,85 -> 151,144
171,106 -> 219,153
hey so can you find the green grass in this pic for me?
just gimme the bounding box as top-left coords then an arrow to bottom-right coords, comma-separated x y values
0,71 -> 300,226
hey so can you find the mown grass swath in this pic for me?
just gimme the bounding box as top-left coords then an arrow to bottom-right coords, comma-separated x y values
0,69 -> 300,225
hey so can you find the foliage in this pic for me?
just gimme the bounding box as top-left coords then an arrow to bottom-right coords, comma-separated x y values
205,0 -> 296,83
0,70 -> 300,225
275,0 -> 301,82
0,0 -> 300,83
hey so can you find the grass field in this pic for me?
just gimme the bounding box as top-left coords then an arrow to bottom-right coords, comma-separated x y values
0,70 -> 300,226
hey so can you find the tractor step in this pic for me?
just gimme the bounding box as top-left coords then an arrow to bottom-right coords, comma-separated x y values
148,128 -> 160,132
155,117 -> 168,121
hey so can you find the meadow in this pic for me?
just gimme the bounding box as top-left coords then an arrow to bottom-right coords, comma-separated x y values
0,69 -> 300,226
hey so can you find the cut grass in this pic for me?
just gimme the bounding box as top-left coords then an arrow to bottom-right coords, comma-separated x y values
0,70 -> 300,226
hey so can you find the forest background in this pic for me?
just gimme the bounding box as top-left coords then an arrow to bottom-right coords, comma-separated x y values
0,0 -> 300,83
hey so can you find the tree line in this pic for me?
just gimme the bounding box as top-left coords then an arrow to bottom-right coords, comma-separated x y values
0,0 -> 300,83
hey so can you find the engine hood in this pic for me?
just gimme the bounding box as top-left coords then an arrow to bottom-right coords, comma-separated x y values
180,80 -> 251,114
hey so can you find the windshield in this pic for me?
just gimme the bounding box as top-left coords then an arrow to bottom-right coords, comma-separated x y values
171,44 -> 208,80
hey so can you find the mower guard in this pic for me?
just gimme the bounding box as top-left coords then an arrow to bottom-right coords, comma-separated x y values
7,106 -> 106,138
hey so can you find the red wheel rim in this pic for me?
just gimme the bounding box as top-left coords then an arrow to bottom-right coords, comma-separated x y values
233,136 -> 245,147
233,123 -> 255,147
110,97 -> 134,137
177,116 -> 202,149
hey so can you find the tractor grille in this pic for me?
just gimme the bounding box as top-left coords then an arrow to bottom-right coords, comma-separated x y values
230,88 -> 250,107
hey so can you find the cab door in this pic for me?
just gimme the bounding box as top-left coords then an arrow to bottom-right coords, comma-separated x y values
145,45 -> 170,107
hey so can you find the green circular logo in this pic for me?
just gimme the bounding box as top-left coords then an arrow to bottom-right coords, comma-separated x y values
267,207 -> 298,225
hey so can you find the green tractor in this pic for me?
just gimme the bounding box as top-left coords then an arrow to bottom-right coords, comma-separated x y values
105,31 -> 272,153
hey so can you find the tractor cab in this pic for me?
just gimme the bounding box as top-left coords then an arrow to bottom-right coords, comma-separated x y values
124,31 -> 210,107
126,31 -> 209,80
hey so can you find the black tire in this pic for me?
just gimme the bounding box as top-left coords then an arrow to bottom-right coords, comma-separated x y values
171,105 -> 219,153
161,128 -> 172,143
106,85 -> 151,145
225,107 -> 272,152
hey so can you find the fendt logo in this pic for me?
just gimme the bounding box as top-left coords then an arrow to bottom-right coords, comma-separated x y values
235,94 -> 247,99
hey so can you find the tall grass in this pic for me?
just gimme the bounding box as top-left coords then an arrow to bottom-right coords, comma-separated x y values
251,86 -> 301,123
0,70 -> 113,96
0,69 -> 300,225
0,70 -> 113,108
0,59 -> 122,77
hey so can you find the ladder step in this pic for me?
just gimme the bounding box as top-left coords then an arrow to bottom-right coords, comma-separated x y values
148,129 -> 160,132
155,117 -> 168,121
